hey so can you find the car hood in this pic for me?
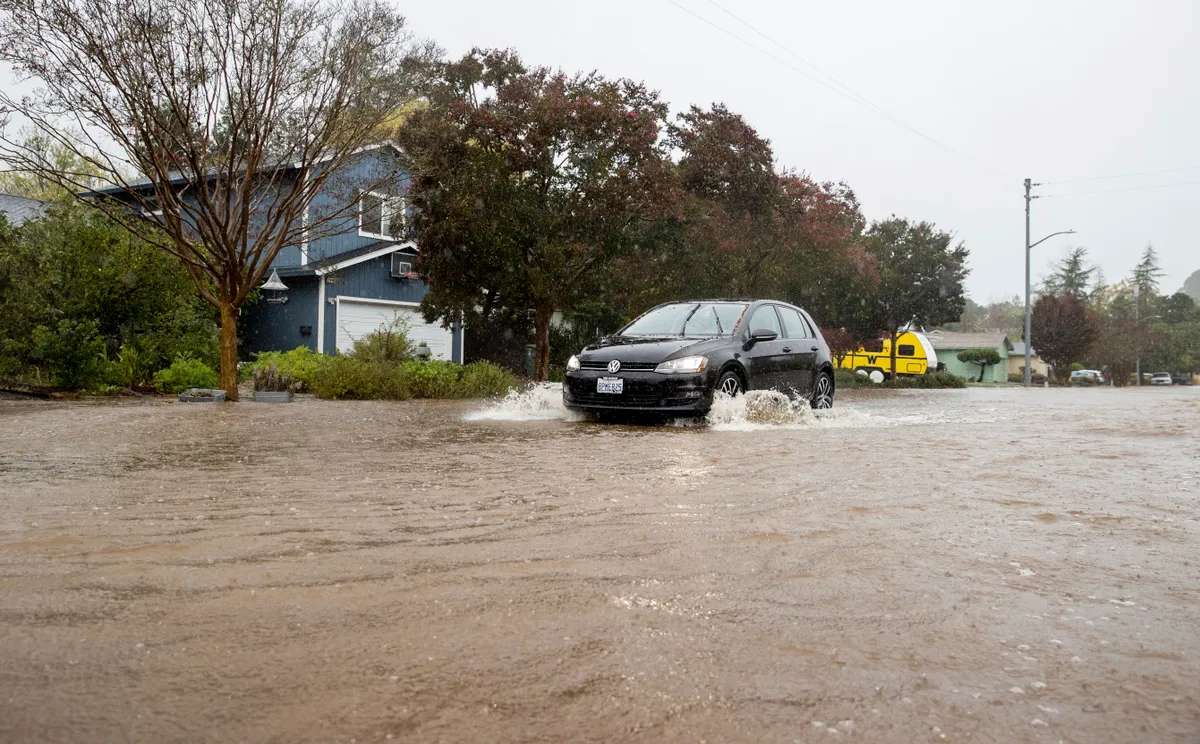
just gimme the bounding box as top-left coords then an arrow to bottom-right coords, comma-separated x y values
581,336 -> 728,363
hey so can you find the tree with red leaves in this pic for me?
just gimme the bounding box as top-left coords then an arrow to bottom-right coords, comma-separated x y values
1031,293 -> 1099,382
398,49 -> 675,380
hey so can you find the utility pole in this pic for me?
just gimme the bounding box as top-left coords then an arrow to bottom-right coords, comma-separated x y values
1022,179 -> 1074,388
1024,178 -> 1033,387
1134,284 -> 1141,386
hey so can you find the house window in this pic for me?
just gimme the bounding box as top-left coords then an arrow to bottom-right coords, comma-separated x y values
898,344 -> 916,357
359,192 -> 405,239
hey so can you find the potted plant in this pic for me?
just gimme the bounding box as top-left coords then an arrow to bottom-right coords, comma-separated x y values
252,363 -> 294,402
178,388 -> 227,403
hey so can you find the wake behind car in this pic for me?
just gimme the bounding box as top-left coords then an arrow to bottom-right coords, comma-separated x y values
563,299 -> 835,415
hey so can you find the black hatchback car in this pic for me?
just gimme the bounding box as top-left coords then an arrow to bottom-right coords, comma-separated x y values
563,299 -> 835,415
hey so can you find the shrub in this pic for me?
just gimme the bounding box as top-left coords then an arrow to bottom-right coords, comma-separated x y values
252,363 -> 294,392
309,357 -> 411,400
834,367 -> 866,388
153,355 -> 219,393
348,317 -> 413,364
105,343 -> 153,389
456,361 -> 517,398
250,346 -> 327,392
29,319 -> 105,389
905,371 -> 967,389
399,359 -> 460,399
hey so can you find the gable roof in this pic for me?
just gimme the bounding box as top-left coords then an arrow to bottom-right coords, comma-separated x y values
1010,341 -> 1038,356
84,142 -> 405,196
0,193 -> 48,226
927,331 -> 1012,351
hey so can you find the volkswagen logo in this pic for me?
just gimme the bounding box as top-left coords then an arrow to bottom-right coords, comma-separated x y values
607,359 -> 621,374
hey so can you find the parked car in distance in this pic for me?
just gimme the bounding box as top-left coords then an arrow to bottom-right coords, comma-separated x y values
1171,373 -> 1193,386
563,299 -> 835,415
1150,372 -> 1174,386
1070,369 -> 1105,385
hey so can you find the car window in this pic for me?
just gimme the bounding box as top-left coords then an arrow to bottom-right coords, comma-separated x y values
713,303 -> 747,335
898,344 -> 915,356
620,303 -> 697,336
748,306 -> 782,337
778,306 -> 812,339
682,305 -> 720,336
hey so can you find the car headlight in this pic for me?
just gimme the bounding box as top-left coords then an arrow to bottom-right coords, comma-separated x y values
655,356 -> 708,374
566,355 -> 581,371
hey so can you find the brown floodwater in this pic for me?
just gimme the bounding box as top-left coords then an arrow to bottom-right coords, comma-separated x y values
1,386 -> 1198,743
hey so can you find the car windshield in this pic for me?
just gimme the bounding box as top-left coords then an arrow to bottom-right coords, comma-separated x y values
620,302 -> 748,337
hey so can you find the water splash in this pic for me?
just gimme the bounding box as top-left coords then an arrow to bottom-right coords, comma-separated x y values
463,383 -> 585,422
705,390 -> 873,431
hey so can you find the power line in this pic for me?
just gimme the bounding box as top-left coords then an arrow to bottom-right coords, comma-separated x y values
666,0 -> 1011,183
1037,180 -> 1200,198
1040,165 -> 1200,185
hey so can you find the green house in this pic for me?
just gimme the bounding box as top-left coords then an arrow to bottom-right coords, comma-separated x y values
928,331 -> 1012,382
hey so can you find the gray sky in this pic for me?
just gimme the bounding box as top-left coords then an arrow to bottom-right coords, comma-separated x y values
401,0 -> 1199,301
3,1 -> 1195,302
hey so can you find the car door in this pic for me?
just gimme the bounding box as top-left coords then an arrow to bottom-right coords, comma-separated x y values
776,305 -> 815,394
742,305 -> 788,390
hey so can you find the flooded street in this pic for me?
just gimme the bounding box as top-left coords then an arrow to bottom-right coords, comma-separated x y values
1,387 -> 1199,743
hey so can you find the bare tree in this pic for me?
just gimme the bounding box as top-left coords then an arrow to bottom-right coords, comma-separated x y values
0,0 -> 437,398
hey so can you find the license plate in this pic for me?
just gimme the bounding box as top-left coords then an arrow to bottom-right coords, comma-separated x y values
597,377 -> 624,394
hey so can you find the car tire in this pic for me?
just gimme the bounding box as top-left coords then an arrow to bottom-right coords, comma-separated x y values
810,371 -> 834,409
716,369 -> 743,397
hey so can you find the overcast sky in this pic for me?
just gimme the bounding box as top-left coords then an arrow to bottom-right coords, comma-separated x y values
400,0 -> 1199,302
3,1 -> 1195,302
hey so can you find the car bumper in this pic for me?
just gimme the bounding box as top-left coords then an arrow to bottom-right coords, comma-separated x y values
563,370 -> 713,412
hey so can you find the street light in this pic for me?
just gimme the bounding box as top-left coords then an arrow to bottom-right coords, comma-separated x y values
1023,222 -> 1076,387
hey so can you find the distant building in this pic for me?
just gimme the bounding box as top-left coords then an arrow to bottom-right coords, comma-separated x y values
926,331 -> 1012,382
0,193 -> 47,227
1007,341 -> 1050,378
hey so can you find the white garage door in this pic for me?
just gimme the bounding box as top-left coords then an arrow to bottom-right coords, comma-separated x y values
335,299 -> 454,360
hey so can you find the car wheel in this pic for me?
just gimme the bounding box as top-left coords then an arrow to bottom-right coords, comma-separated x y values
717,369 -> 743,397
810,371 -> 834,409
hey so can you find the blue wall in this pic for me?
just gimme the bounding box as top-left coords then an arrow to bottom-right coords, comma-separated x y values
246,251 -> 463,363
240,276 -> 319,357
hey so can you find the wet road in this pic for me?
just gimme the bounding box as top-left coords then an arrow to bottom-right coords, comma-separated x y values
1,386 -> 1198,743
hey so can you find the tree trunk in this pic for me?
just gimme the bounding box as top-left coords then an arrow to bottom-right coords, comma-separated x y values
533,303 -> 553,381
977,364 -> 985,383
219,302 -> 239,401
888,326 -> 899,382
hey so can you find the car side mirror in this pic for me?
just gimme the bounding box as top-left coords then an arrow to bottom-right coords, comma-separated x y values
744,329 -> 778,349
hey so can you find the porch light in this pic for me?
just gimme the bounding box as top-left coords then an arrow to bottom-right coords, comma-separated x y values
261,268 -> 289,304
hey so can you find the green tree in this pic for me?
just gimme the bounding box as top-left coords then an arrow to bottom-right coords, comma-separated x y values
1041,247 -> 1095,298
861,217 -> 969,380
1131,242 -> 1165,297
398,49 -> 676,380
0,0 -> 437,398
0,203 -> 216,385
1031,293 -> 1098,382
956,347 -> 1001,382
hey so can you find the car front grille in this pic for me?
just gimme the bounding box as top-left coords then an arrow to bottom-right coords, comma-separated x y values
564,377 -> 706,408
579,360 -> 658,371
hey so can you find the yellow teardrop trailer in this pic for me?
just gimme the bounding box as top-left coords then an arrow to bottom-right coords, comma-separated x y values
833,330 -> 939,379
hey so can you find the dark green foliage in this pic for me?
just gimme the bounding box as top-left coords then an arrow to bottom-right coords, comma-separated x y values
956,347 -> 1002,382
28,319 -> 105,389
0,204 -> 217,388
153,356 -> 219,393
1009,371 -> 1047,384
1041,247 -> 1095,299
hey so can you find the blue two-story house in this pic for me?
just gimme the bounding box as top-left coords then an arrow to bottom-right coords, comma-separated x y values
91,144 -> 462,362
